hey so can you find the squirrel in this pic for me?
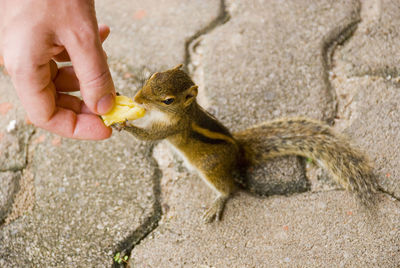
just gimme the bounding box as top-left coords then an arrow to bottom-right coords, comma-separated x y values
114,64 -> 378,223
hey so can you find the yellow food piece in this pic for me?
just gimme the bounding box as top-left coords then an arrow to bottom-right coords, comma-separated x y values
101,95 -> 146,126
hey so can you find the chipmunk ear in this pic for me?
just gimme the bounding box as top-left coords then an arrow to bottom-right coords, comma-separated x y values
149,71 -> 159,80
172,64 -> 183,71
183,85 -> 198,107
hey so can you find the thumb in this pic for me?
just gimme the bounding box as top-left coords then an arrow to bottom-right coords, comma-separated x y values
61,24 -> 115,115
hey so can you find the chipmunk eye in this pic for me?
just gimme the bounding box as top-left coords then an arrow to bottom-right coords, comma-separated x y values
162,98 -> 175,105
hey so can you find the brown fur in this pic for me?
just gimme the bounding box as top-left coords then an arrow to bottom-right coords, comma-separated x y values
118,65 -> 378,222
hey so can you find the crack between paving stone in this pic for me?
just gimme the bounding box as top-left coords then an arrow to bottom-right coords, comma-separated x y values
107,4 -> 398,264
324,0 -> 400,205
329,66 -> 400,85
106,63 -> 162,267
112,144 -> 162,268
0,127 -> 36,227
345,71 -> 400,83
23,128 -> 36,170
378,188 -> 400,203
304,4 -> 362,192
0,128 -> 36,173
111,3 -> 232,266
320,4 -> 361,124
0,173 -> 20,227
183,0 -> 230,73
376,184 -> 400,203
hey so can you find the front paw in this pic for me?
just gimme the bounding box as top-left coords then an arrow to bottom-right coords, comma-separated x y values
111,120 -> 127,131
201,195 -> 228,223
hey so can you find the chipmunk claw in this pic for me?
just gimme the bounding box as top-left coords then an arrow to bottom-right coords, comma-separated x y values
111,120 -> 127,131
202,195 -> 228,223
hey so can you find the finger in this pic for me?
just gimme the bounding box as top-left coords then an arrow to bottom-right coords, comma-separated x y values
54,66 -> 80,92
16,75 -> 111,139
53,24 -> 110,62
98,24 -> 111,43
54,47 -> 108,63
7,61 -> 57,124
61,21 -> 115,115
36,107 -> 112,140
53,50 -> 69,62
81,102 -> 95,114
55,93 -> 97,115
55,93 -> 82,114
19,81 -> 111,140
73,113 -> 112,139
50,59 -> 58,80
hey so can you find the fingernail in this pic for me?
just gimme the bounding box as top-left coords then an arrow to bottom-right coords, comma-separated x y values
97,93 -> 115,114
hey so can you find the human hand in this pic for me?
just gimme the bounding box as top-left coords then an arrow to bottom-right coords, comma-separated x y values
0,0 -> 115,139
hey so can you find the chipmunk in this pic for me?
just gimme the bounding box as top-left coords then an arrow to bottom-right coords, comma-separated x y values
115,64 -> 378,223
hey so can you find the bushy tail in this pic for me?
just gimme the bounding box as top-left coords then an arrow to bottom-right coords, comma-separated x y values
234,117 -> 378,207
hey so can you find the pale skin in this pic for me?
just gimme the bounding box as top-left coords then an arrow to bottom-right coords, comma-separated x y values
0,0 -> 115,140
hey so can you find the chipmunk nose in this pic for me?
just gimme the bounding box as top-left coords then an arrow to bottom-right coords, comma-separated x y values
134,92 -> 143,104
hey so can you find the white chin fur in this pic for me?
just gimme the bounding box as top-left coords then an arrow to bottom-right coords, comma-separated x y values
131,108 -> 170,128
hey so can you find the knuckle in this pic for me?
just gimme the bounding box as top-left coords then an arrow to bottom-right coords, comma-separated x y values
3,47 -> 36,80
28,114 -> 50,127
3,53 -> 22,77
80,69 -> 112,90
3,60 -> 17,77
68,23 -> 98,48
2,30 -> 35,77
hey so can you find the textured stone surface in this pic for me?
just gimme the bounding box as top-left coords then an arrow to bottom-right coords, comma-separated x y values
1,0 -> 400,267
1,1 -> 223,266
0,71 -> 25,121
129,1 -> 400,266
0,71 -> 34,225
0,129 -> 158,267
131,162 -> 400,267
96,0 -> 221,70
332,72 -> 400,199
339,0 -> 400,77
196,0 -> 359,127
187,0 -> 361,197
0,172 -> 21,224
0,69 -> 33,172
332,0 -> 400,198
0,124 -> 34,172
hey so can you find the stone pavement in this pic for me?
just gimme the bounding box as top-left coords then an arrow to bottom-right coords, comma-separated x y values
1,0 -> 399,267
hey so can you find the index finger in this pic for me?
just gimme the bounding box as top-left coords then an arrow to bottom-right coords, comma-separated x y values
60,21 -> 115,115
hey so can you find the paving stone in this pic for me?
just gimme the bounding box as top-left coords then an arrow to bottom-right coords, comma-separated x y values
0,1 -> 224,266
332,0 -> 400,198
1,0 -> 399,267
0,70 -> 33,172
1,1 -> 223,266
0,129 -> 158,267
131,156 -> 400,267
189,0 -> 360,197
129,1 -> 400,266
339,0 -> 400,77
0,123 -> 34,172
196,0 -> 360,128
96,0 -> 221,70
332,74 -> 400,199
0,70 -> 25,121
0,172 -> 21,224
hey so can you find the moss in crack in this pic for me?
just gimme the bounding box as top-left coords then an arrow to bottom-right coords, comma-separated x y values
112,144 -> 162,268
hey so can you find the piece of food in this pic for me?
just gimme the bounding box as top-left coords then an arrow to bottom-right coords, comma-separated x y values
101,95 -> 146,126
